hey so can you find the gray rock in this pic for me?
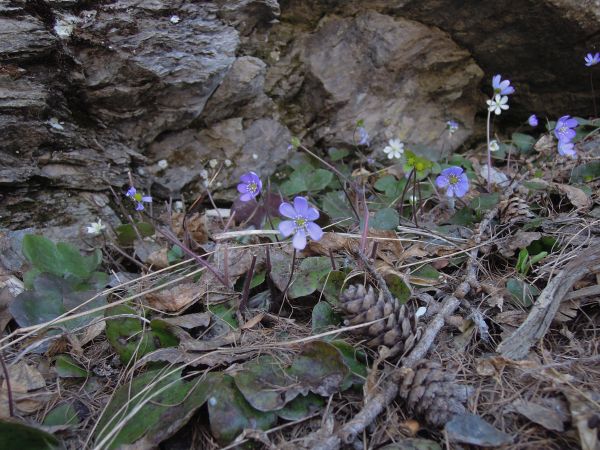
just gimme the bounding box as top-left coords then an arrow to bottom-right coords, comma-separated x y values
0,16 -> 56,61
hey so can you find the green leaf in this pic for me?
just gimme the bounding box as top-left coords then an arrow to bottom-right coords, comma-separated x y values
374,175 -> 402,197
277,393 -> 325,420
311,302 -> 339,333
233,356 -> 296,412
22,235 -> 62,276
9,273 -> 106,330
448,207 -> 475,226
209,303 -> 239,330
208,374 -> 277,445
55,354 -> 88,378
516,248 -> 529,274
290,136 -> 301,149
385,273 -> 411,303
0,419 -> 60,449
287,341 -> 348,396
506,278 -> 540,308
330,340 -> 367,389
116,222 -> 155,246
511,132 -> 536,153
371,208 -> 399,230
469,193 -> 500,212
167,245 -> 184,264
305,169 -> 334,191
288,257 -> 332,299
328,147 -> 349,161
322,191 -> 354,222
95,368 -> 215,449
105,305 -> 177,364
570,162 -> 600,183
320,270 -> 347,306
43,402 -> 80,427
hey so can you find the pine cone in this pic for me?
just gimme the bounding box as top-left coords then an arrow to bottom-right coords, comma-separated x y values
498,195 -> 534,225
340,284 -> 421,352
398,360 -> 472,427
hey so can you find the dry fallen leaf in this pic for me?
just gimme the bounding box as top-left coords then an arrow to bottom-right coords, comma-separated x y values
0,361 -> 49,417
564,390 -> 600,450
555,183 -> 592,210
145,282 -> 200,312
499,231 -> 541,257
510,399 -> 565,432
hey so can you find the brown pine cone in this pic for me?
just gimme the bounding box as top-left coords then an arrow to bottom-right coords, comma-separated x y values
498,195 -> 534,225
340,284 -> 421,352
397,359 -> 472,427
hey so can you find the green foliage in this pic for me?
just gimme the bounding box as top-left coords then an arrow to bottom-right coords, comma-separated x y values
288,257 -> 333,299
95,368 -> 215,449
506,278 -> 540,308
371,208 -> 400,230
570,161 -> 600,183
0,419 -> 61,449
105,305 -> 178,364
511,132 -> 536,153
328,147 -> 350,161
321,191 -> 354,222
116,222 -> 155,246
311,301 -> 340,333
280,167 -> 334,196
385,273 -> 411,303
43,403 -> 80,427
55,354 -> 88,378
166,245 -> 184,264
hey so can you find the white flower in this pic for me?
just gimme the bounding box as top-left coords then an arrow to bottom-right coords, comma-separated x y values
209,159 -> 218,168
199,169 -> 208,179
86,219 -> 106,235
170,15 -> 180,24
415,306 -> 427,318
224,159 -> 232,167
174,201 -> 184,212
252,153 -> 258,160
488,139 -> 500,152
486,94 -> 509,115
157,159 -> 168,169
382,138 -> 404,159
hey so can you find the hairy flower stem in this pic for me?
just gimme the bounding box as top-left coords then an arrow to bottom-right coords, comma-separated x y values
486,109 -> 492,192
591,72 -> 598,118
398,168 -> 414,219
0,350 -> 14,417
412,169 -> 419,227
280,249 -> 297,303
239,254 -> 257,311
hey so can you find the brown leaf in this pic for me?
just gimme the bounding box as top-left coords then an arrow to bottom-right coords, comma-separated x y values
161,312 -> 211,329
564,390 -> 600,450
170,212 -> 208,244
145,282 -> 200,312
555,184 -> 592,210
510,399 -> 565,431
145,247 -> 170,269
499,231 -> 541,257
0,362 -> 49,417
241,313 -> 265,330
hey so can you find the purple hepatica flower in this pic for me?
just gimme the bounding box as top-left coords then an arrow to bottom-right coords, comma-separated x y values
237,171 -> 262,202
492,74 -> 515,95
553,115 -> 578,142
357,126 -> 370,146
278,196 -> 323,250
126,187 -> 152,211
528,114 -> 538,127
584,52 -> 600,67
558,140 -> 577,158
446,120 -> 459,135
435,166 -> 469,198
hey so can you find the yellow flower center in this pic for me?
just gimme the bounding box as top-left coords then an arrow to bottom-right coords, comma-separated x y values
449,175 -> 459,185
295,217 -> 306,228
247,182 -> 257,193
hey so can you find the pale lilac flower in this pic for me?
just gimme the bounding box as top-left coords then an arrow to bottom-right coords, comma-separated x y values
126,187 -> 152,211
492,75 -> 515,95
278,196 -> 323,250
584,52 -> 600,67
528,114 -> 538,127
487,94 -> 509,115
435,166 -> 469,198
558,140 -> 576,158
446,120 -> 459,135
554,115 -> 578,142
382,138 -> 404,159
237,171 -> 262,202
357,126 -> 370,146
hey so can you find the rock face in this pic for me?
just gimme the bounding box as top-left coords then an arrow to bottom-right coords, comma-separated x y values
0,0 -> 598,236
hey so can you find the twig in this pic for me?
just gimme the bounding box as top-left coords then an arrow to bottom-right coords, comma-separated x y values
497,246 -> 600,359
239,255 -> 257,311
0,350 -> 14,417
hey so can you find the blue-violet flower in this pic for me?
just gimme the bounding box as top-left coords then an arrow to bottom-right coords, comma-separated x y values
278,196 -> 323,250
584,52 -> 600,67
554,115 -> 578,142
528,114 -> 538,127
446,120 -> 459,135
558,140 -> 576,158
237,171 -> 262,202
492,74 -> 515,95
357,126 -> 370,146
435,166 -> 469,198
126,187 -> 152,211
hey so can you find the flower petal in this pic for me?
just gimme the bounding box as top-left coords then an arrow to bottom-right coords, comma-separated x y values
237,183 -> 247,194
306,222 -> 323,241
435,175 -> 449,189
135,202 -> 145,211
279,202 -> 296,218
304,207 -> 319,221
126,187 -> 136,197
278,220 -> 296,237
142,196 -> 152,203
292,228 -> 307,250
239,192 -> 253,202
293,196 -> 309,216
240,172 -> 254,183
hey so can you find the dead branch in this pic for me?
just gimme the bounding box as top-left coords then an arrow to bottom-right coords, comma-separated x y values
497,246 -> 600,359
